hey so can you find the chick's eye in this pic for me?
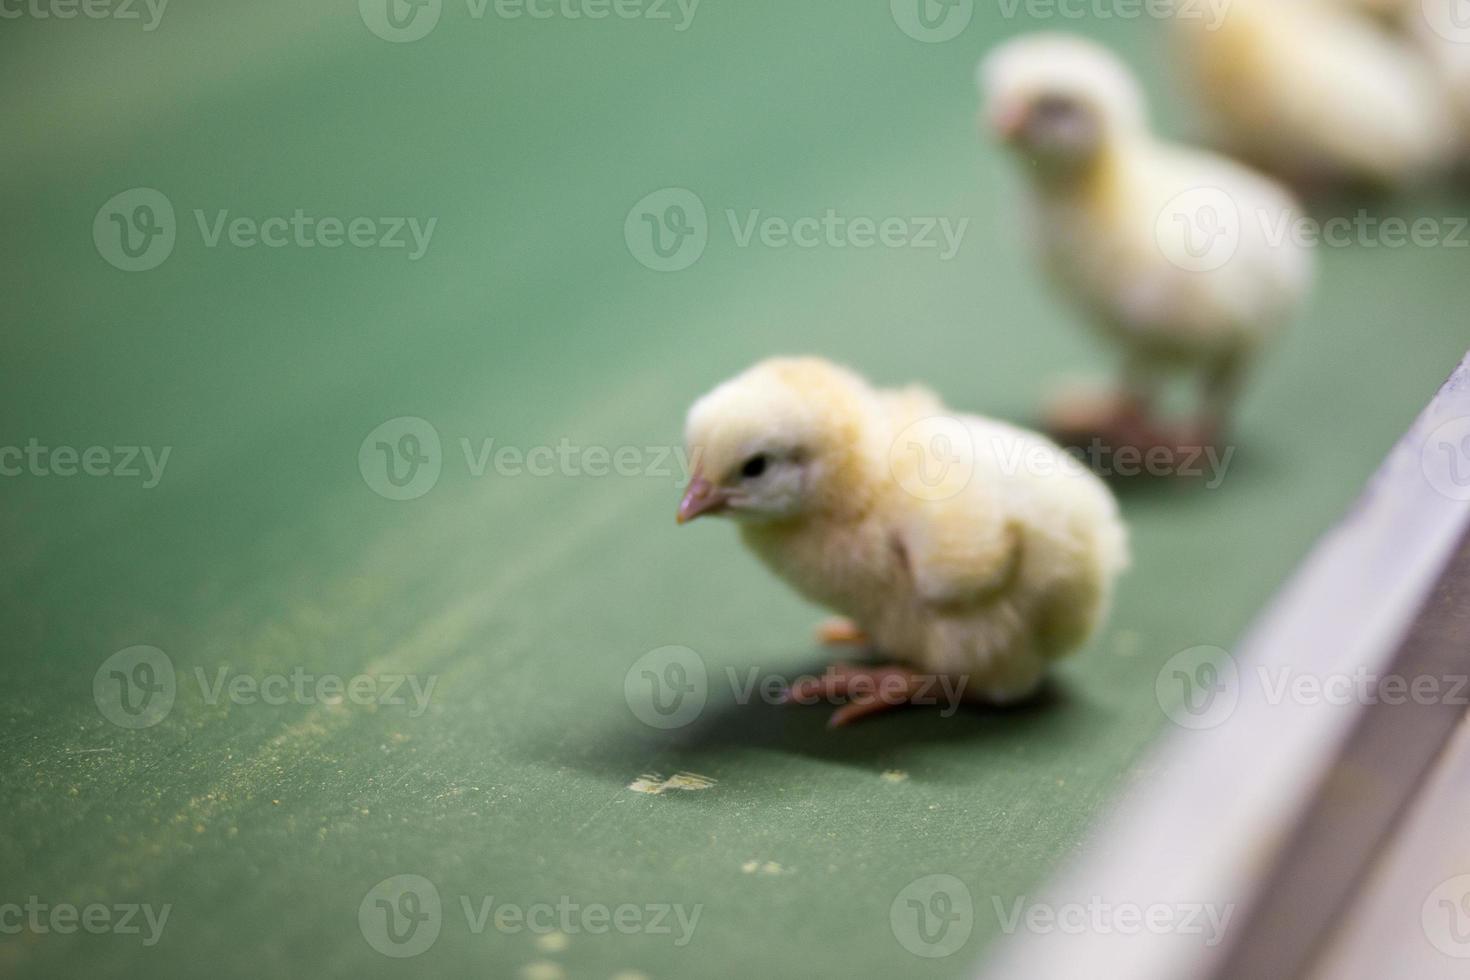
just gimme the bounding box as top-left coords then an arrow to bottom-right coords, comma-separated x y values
1031,95 -> 1078,124
740,454 -> 769,479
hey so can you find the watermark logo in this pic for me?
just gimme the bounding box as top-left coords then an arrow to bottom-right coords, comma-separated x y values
1156,645 -> 1239,730
891,874 -> 973,958
1422,417 -> 1470,502
625,645 -> 708,730
93,646 -> 177,729
1422,0 -> 1470,45
94,188 -> 176,272
1423,874 -> 1470,958
360,417 -> 443,501
625,188 -> 708,272
360,874 -> 443,958
889,416 -> 975,502
891,0 -> 972,43
1156,187 -> 1241,273
360,0 -> 442,42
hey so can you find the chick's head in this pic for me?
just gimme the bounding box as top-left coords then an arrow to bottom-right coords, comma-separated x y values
981,34 -> 1147,173
678,358 -> 882,526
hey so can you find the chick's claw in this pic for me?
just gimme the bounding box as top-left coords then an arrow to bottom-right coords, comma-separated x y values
779,664 -> 943,728
826,693 -> 919,729
778,662 -> 868,703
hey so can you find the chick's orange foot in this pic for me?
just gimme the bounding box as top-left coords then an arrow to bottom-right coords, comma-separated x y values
779,663 -> 955,728
1045,389 -> 1224,469
815,618 -> 870,646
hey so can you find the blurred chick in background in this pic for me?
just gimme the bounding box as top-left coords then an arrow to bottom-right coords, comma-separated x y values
1340,0 -> 1470,165
981,34 -> 1314,453
1414,1 -> 1470,159
1170,0 -> 1457,192
677,357 -> 1128,727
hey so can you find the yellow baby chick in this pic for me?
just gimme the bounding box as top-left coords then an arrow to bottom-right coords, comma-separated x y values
1330,0 -> 1411,19
1418,2 -> 1470,155
1170,0 -> 1457,191
677,357 -> 1128,727
1367,0 -> 1470,161
981,33 -> 1314,451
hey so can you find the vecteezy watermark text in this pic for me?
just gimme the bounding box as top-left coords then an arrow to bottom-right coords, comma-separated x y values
358,875 -> 701,958
888,876 -> 1235,959
623,646 -> 971,730
94,188 -> 437,272
1156,645 -> 1470,730
1158,188 -> 1470,272
194,666 -> 437,718
0,0 -> 169,30
0,440 -> 171,488
993,895 -> 1235,948
0,899 -> 171,946
358,0 -> 700,43
358,416 -> 703,500
92,646 -> 438,729
624,188 -> 970,272
887,416 -> 1236,504
459,894 -> 700,945
889,0 -> 1229,44
1261,211 -> 1470,251
192,210 -> 436,259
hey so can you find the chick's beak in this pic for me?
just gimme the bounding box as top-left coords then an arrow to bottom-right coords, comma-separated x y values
991,101 -> 1028,142
677,476 -> 729,524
